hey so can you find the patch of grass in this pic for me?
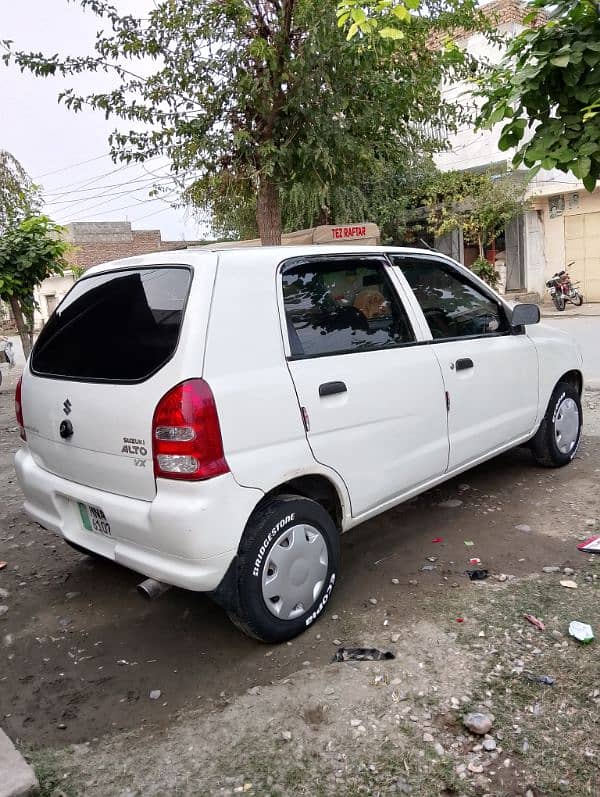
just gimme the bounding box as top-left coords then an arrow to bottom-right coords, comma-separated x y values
22,746 -> 75,797
449,572 -> 600,796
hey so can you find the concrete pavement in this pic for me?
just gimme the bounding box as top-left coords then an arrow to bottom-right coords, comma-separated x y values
541,301 -> 600,319
0,729 -> 38,797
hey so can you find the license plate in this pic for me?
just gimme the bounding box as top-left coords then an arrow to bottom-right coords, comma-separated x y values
78,502 -> 111,536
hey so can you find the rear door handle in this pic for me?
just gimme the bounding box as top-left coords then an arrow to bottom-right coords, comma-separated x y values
319,381 -> 347,397
455,358 -> 474,371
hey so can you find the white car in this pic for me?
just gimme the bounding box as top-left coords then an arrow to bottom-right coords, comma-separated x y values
14,246 -> 583,641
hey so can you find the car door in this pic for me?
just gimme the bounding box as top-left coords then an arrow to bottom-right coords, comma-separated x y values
280,253 -> 449,517
388,253 -> 539,471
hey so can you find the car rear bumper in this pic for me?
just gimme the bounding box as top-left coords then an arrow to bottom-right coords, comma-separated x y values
14,447 -> 263,592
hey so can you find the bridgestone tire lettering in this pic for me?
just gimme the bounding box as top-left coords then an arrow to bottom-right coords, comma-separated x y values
305,573 -> 336,627
252,513 -> 295,577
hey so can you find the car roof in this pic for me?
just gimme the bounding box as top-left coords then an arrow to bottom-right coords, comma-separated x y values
83,245 -> 445,277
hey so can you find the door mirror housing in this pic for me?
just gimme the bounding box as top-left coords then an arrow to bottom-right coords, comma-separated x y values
511,303 -> 540,329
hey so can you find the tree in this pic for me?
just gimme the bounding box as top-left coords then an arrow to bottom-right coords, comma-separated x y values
0,216 -> 70,357
477,0 -> 600,191
422,170 -> 530,283
0,150 -> 40,233
197,152 -> 438,242
4,0 -> 482,245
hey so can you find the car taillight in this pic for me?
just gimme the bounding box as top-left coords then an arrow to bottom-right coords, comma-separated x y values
152,379 -> 229,481
15,376 -> 26,441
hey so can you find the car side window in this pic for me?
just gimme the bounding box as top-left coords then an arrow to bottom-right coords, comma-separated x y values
281,257 -> 415,358
389,255 -> 508,340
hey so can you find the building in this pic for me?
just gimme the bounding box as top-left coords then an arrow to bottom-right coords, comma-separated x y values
436,0 -> 600,301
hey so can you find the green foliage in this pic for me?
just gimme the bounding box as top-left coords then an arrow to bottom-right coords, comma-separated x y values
337,0 -> 490,47
4,1 -> 484,243
200,154 -> 438,242
471,255 -> 498,287
423,170 -> 530,257
0,150 -> 40,233
478,0 -> 600,190
0,215 -> 69,309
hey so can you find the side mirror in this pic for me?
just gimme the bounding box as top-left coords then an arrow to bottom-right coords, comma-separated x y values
511,303 -> 540,328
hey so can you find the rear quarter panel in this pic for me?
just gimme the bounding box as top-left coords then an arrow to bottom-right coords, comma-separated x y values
526,323 -> 584,417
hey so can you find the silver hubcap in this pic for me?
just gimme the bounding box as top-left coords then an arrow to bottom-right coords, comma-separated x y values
554,397 -> 580,454
262,524 -> 328,620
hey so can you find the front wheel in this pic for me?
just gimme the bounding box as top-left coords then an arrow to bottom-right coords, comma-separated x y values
531,382 -> 582,467
230,495 -> 340,642
552,294 -> 566,311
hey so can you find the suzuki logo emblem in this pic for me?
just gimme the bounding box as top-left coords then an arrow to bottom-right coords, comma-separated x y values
63,399 -> 72,415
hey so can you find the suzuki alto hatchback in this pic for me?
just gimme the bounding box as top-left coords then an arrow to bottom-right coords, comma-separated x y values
15,246 -> 584,641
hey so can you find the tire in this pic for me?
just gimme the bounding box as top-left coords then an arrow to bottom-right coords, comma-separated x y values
531,382 -> 582,467
552,294 -> 566,311
572,293 -> 583,307
229,495 -> 340,643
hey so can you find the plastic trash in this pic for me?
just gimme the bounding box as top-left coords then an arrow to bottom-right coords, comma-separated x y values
464,540 -> 474,547
525,673 -> 555,686
560,580 -> 578,589
0,562 -> 6,571
431,537 -> 443,543
577,536 -> 600,554
523,614 -> 545,631
469,557 -> 482,565
466,569 -> 489,581
568,621 -> 594,644
332,647 -> 395,662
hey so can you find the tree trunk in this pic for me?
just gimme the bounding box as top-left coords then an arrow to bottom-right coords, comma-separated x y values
256,175 -> 282,245
9,296 -> 32,359
477,233 -> 484,259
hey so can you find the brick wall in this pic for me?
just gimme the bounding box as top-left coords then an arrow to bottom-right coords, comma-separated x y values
65,222 -> 194,271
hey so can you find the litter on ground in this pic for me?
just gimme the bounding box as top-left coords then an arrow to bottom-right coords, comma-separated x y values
568,621 -> 594,644
523,614 -> 545,631
466,569 -> 489,581
577,536 -> 600,554
332,647 -> 395,662
525,673 -> 555,686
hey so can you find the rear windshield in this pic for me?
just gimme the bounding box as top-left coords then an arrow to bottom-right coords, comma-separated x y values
31,267 -> 191,382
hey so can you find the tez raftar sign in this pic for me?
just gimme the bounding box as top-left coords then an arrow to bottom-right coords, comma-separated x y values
331,226 -> 368,240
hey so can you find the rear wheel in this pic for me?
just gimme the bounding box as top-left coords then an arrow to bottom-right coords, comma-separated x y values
531,382 -> 582,467
572,293 -> 584,307
552,294 -> 566,311
230,495 -> 340,642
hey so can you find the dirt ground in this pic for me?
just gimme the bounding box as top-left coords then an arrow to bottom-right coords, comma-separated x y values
1,366 -> 599,796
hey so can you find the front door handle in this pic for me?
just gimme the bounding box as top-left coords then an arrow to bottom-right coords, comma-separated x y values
319,381 -> 347,397
455,358 -> 474,371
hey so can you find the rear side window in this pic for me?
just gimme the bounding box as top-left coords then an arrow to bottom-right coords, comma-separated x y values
31,267 -> 191,382
282,257 -> 415,358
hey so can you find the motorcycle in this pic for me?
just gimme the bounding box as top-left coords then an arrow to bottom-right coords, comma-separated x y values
0,337 -> 16,388
546,263 -> 584,311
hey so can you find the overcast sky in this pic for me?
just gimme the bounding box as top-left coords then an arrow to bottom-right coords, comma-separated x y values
2,0 -> 209,240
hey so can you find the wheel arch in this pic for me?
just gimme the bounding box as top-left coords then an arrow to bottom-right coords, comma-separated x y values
252,474 -> 345,533
209,473 -> 346,615
557,369 -> 583,396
